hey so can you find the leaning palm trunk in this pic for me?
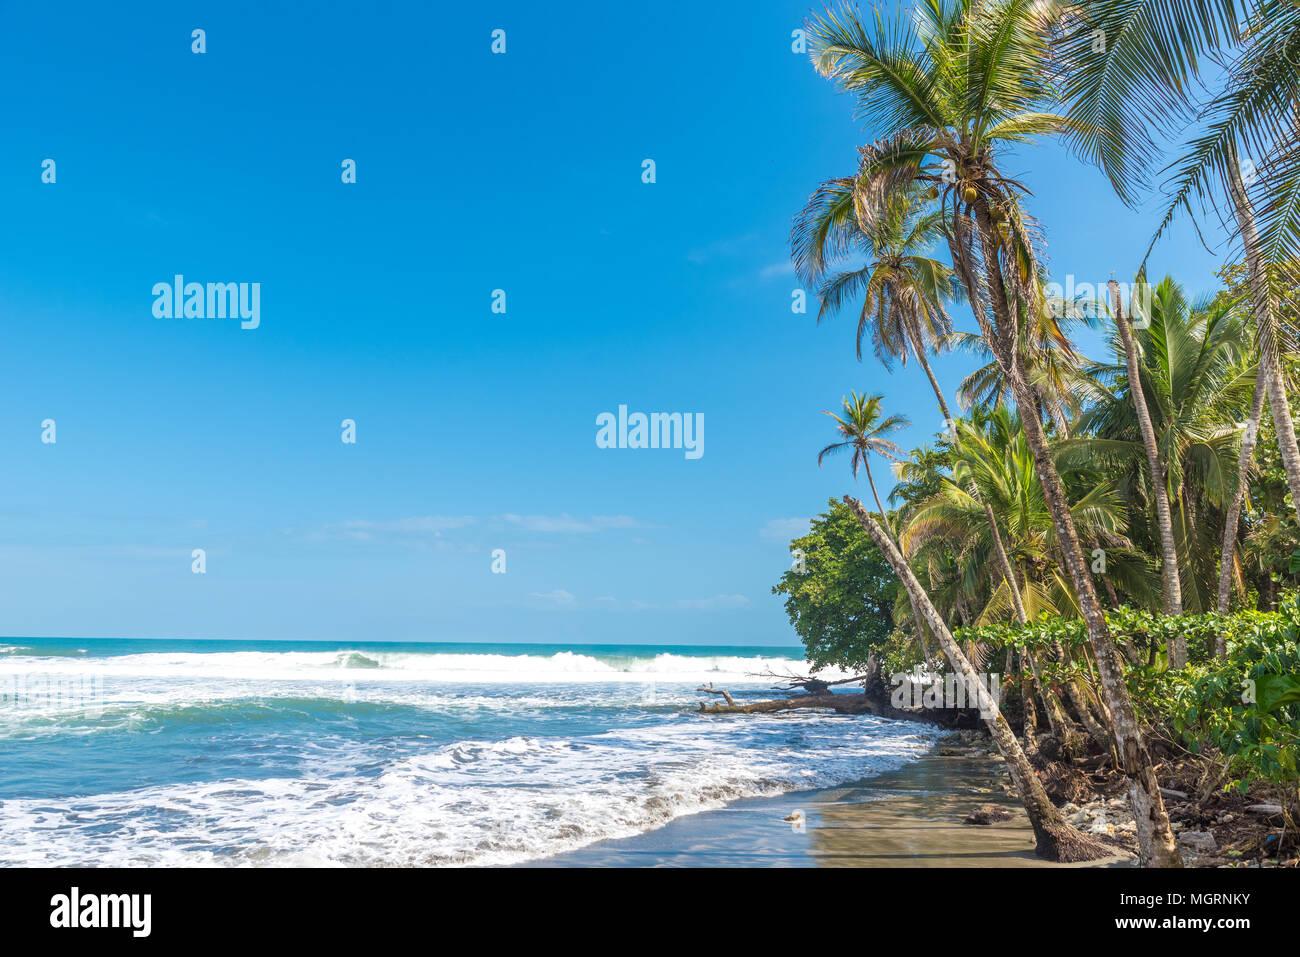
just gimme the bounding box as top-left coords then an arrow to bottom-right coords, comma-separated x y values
1226,151 -> 1300,527
1108,282 -> 1186,656
870,462 -> 935,667
1021,658 -> 1039,747
1058,659 -> 1115,753
1024,649 -> 1084,755
959,202 -> 1181,867
843,495 -> 1109,862
987,505 -> 1029,625
990,538 -> 1086,753
905,319 -> 954,425
1216,364 -> 1268,629
913,329 -> 1032,644
912,324 -> 1031,634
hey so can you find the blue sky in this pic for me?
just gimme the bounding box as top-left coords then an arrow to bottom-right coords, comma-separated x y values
0,1 -> 1232,644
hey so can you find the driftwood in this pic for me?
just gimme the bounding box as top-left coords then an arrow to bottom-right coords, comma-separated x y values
695,683 -> 735,706
696,656 -> 983,729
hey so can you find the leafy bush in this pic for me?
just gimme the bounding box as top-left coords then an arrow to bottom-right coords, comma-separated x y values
1169,597 -> 1300,795
955,599 -> 1299,796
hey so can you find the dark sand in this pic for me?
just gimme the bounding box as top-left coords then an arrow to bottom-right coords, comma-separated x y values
524,745 -> 1132,867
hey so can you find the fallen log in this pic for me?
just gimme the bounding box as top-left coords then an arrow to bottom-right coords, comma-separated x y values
697,690 -> 980,727
697,656 -> 984,729
698,692 -> 865,715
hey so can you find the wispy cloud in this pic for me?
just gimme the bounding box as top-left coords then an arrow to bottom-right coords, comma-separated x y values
674,594 -> 751,611
760,517 -> 810,541
303,513 -> 644,542
530,589 -> 577,607
498,514 -> 643,534
686,231 -> 758,265
314,515 -> 478,541
758,260 -> 795,280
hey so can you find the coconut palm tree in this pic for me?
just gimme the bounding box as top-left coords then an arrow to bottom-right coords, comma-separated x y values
818,392 -> 909,530
948,270 -> 1097,434
905,407 -> 1137,619
842,494 -> 1110,861
1056,0 -> 1300,525
794,176 -> 961,425
903,406 -> 1130,752
806,0 -> 1182,865
1071,278 -> 1255,623
1108,280 -> 1186,639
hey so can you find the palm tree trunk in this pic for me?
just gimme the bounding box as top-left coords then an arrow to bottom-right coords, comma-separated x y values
965,201 -> 1181,867
1024,649 -> 1083,755
904,319 -> 955,427
906,315 -> 1032,633
1226,150 -> 1300,527
986,505 -> 1029,625
864,462 -> 891,532
843,495 -> 1110,862
872,458 -> 939,667
1216,364 -> 1268,629
1021,658 -> 1039,746
1046,640 -> 1114,752
1108,281 -> 1186,648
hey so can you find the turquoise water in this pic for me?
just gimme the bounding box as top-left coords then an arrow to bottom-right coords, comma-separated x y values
0,637 -> 945,866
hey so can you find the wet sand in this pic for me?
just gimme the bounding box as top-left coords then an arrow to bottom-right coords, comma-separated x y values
525,744 -> 1132,867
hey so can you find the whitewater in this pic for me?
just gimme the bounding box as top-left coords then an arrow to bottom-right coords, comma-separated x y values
0,638 -> 945,867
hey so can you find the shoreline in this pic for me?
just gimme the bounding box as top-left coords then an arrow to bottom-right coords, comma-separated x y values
523,734 -> 1134,868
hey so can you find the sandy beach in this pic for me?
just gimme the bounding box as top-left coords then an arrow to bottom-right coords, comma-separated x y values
525,741 -> 1133,868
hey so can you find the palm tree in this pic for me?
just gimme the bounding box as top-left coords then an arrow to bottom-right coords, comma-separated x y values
1072,278 -> 1254,623
948,296 -> 1093,435
842,494 -> 1110,861
1108,280 -> 1185,640
818,392 -> 909,530
806,0 -> 1182,865
904,406 -> 1128,752
1056,0 -> 1300,525
794,177 -> 960,425
905,407 -> 1136,621
1218,365 -> 1268,624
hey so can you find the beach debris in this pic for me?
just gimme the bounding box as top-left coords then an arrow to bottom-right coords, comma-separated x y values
696,683 -> 735,707
1245,803 -> 1284,816
1178,830 -> 1218,854
964,805 -> 1013,825
696,654 -> 984,728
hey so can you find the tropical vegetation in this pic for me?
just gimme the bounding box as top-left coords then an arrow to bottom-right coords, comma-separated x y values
777,0 -> 1300,867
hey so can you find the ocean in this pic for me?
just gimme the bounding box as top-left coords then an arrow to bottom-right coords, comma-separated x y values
0,638 -> 946,867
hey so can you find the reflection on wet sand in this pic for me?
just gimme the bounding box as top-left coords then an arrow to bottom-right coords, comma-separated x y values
527,747 -> 1131,868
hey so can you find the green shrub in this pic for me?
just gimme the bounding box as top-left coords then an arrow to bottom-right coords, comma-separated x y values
955,600 -> 1299,795
1169,597 -> 1300,794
